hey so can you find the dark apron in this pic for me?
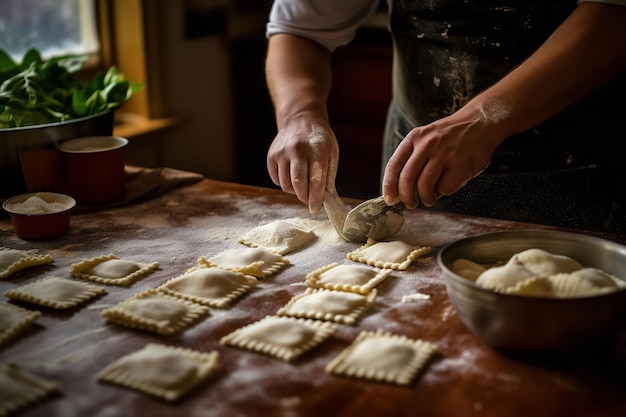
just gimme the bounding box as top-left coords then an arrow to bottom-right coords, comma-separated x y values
382,0 -> 626,233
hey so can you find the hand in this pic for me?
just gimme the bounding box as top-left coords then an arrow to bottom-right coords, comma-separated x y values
267,119 -> 339,214
382,105 -> 496,209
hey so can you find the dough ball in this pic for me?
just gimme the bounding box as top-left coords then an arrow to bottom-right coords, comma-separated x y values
450,258 -> 486,281
475,259 -> 535,291
569,268 -> 620,290
512,248 -> 582,276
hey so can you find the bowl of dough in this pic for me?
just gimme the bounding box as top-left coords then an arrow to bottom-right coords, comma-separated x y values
3,192 -> 76,240
437,230 -> 626,355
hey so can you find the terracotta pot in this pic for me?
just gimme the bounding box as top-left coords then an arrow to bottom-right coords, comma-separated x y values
0,111 -> 114,198
58,136 -> 128,204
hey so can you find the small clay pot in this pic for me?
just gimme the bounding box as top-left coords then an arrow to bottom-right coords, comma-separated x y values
3,192 -> 76,240
59,136 -> 128,204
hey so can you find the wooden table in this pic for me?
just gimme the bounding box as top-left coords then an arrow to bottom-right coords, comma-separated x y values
1,178 -> 625,417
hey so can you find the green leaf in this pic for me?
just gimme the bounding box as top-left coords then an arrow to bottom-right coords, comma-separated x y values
21,49 -> 43,68
0,49 -> 16,72
71,89 -> 87,116
103,80 -> 130,105
0,48 -> 139,127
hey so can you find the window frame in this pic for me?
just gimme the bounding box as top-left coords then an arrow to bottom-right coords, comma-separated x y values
96,0 -> 173,136
98,0 -> 148,117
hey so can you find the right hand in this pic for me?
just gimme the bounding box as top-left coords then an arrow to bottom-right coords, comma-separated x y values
266,117 -> 339,214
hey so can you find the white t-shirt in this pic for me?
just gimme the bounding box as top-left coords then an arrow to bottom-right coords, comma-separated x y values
266,0 -> 626,52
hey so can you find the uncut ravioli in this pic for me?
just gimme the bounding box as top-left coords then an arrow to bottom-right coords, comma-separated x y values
276,288 -> 376,325
198,247 -> 289,278
0,363 -> 59,416
70,254 -> 160,286
306,263 -> 392,295
238,219 -> 317,255
450,258 -> 487,282
505,269 -> 622,298
5,276 -> 107,309
325,329 -> 437,385
473,248 -> 626,298
220,315 -> 336,362
0,302 -> 41,346
157,267 -> 257,308
0,247 -> 53,279
101,289 -> 209,335
346,238 -> 432,270
98,343 -> 219,402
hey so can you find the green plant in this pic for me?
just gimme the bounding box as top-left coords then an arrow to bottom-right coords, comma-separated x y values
0,48 -> 143,128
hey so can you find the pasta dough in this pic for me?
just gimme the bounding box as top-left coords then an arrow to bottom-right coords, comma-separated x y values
70,254 -> 160,286
474,259 -> 536,291
198,247 -> 289,278
101,289 -> 209,335
305,263 -> 392,295
157,266 -> 257,308
276,288 -> 376,325
0,302 -> 41,346
0,247 -> 53,279
325,330 -> 437,385
97,343 -> 219,402
237,219 -> 317,255
450,258 -> 486,282
346,238 -> 432,270
220,315 -> 336,362
512,248 -> 582,276
4,276 -> 107,309
465,248 -> 626,298
0,363 -> 59,416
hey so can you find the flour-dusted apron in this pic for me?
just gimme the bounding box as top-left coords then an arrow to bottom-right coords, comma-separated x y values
382,0 -> 626,233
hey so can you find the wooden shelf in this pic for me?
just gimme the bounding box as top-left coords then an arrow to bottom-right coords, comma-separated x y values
113,112 -> 180,139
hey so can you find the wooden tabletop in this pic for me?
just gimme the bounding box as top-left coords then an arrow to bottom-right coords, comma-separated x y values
1,178 -> 625,417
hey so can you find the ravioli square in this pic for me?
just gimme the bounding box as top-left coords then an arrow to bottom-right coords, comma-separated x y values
198,247 -> 289,278
325,330 -> 437,385
70,254 -> 160,286
0,247 -> 53,279
306,263 -> 392,295
276,288 -> 376,325
5,276 -> 107,309
101,289 -> 209,335
0,363 -> 59,416
237,219 -> 317,255
97,343 -> 219,402
0,302 -> 41,346
220,315 -> 336,362
157,267 -> 257,308
346,238 -> 432,270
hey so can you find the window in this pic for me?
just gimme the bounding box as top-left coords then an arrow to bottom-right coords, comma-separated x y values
0,0 -> 99,62
1,0 -> 175,136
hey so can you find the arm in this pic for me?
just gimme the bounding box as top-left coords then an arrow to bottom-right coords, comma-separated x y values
382,2 -> 626,209
265,33 -> 338,214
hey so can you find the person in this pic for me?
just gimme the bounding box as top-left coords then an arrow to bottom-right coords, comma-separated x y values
264,1 -> 626,234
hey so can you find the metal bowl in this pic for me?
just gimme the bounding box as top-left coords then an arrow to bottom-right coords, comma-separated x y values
437,230 -> 626,355
0,111 -> 114,198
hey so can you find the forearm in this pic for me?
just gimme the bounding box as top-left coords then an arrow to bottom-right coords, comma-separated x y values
266,33 -> 333,130
468,2 -> 626,142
